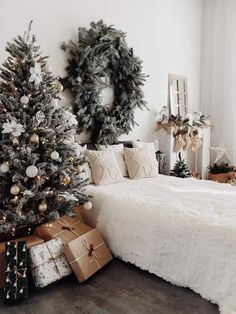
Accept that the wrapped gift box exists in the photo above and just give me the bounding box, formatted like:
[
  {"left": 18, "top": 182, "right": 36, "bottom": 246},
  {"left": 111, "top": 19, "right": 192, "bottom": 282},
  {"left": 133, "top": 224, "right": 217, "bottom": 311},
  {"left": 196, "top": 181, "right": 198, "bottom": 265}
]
[
  {"left": 0, "top": 235, "right": 44, "bottom": 289},
  {"left": 4, "top": 241, "right": 28, "bottom": 300},
  {"left": 29, "top": 238, "right": 72, "bottom": 288},
  {"left": 35, "top": 215, "right": 92, "bottom": 245},
  {"left": 64, "top": 228, "right": 113, "bottom": 282}
]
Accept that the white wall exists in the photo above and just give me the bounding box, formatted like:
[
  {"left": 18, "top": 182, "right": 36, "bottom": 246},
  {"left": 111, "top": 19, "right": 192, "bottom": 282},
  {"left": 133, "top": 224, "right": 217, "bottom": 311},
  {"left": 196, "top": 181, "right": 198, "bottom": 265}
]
[
  {"left": 201, "top": 0, "right": 236, "bottom": 164},
  {"left": 0, "top": 0, "right": 203, "bottom": 143}
]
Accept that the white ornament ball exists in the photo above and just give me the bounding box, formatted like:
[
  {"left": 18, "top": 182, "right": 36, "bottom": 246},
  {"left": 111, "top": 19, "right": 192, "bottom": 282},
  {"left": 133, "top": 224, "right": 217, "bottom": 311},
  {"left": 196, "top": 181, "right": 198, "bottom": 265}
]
[
  {"left": 50, "top": 99, "right": 59, "bottom": 107},
  {"left": 10, "top": 185, "right": 20, "bottom": 196},
  {"left": 38, "top": 202, "right": 48, "bottom": 212},
  {"left": 83, "top": 201, "right": 92, "bottom": 210},
  {"left": 26, "top": 165, "right": 38, "bottom": 178},
  {"left": 0, "top": 163, "right": 9, "bottom": 173},
  {"left": 75, "top": 165, "right": 83, "bottom": 174},
  {"left": 20, "top": 95, "right": 29, "bottom": 105},
  {"left": 50, "top": 151, "right": 60, "bottom": 160}
]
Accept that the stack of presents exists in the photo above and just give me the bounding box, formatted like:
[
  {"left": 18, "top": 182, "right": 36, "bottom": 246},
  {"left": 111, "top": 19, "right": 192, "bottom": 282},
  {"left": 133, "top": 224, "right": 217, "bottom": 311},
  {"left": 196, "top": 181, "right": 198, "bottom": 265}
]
[{"left": 0, "top": 209, "right": 113, "bottom": 301}]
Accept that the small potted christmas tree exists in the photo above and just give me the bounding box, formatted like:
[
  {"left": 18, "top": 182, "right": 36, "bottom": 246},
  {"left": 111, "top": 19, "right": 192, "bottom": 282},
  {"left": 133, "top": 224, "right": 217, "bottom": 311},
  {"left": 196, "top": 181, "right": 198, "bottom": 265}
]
[{"left": 170, "top": 153, "right": 192, "bottom": 178}]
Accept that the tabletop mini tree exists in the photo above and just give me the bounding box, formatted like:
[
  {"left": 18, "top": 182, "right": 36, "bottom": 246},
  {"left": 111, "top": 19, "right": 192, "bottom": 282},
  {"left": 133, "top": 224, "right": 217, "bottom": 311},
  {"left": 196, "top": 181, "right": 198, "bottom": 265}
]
[
  {"left": 170, "top": 152, "right": 192, "bottom": 178},
  {"left": 0, "top": 22, "right": 89, "bottom": 234}
]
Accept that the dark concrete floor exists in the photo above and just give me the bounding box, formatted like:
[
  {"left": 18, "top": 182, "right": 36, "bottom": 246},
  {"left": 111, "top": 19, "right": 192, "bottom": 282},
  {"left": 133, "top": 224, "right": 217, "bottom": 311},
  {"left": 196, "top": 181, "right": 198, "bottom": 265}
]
[{"left": 0, "top": 259, "right": 219, "bottom": 314}]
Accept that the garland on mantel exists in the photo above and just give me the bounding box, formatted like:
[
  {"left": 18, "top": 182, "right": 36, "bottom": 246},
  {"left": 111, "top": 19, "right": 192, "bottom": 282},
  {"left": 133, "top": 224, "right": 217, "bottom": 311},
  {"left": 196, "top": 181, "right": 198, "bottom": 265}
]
[{"left": 61, "top": 20, "right": 147, "bottom": 144}]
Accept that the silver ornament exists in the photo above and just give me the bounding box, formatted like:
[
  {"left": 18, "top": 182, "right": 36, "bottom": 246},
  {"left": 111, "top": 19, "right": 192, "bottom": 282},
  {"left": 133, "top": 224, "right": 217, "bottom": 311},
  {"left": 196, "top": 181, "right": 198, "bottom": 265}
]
[
  {"left": 50, "top": 151, "right": 59, "bottom": 160},
  {"left": 0, "top": 163, "right": 9, "bottom": 173},
  {"left": 83, "top": 201, "right": 92, "bottom": 210},
  {"left": 26, "top": 165, "right": 38, "bottom": 178},
  {"left": 20, "top": 95, "right": 29, "bottom": 105}
]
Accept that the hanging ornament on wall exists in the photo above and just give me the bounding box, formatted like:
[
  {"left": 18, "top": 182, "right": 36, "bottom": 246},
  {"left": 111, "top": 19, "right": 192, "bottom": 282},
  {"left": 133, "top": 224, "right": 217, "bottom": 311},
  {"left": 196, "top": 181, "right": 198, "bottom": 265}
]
[
  {"left": 83, "top": 201, "right": 92, "bottom": 210},
  {"left": 30, "top": 133, "right": 39, "bottom": 144},
  {"left": 50, "top": 151, "right": 59, "bottom": 160},
  {"left": 20, "top": 95, "right": 29, "bottom": 105},
  {"left": 0, "top": 162, "right": 9, "bottom": 173},
  {"left": 10, "top": 185, "right": 20, "bottom": 195},
  {"left": 26, "top": 165, "right": 38, "bottom": 178},
  {"left": 38, "top": 202, "right": 48, "bottom": 212}
]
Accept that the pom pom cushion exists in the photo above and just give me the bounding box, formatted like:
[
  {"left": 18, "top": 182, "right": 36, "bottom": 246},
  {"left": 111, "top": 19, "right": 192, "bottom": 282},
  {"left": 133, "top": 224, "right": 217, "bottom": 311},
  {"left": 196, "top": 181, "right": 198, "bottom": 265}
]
[
  {"left": 96, "top": 143, "right": 128, "bottom": 177},
  {"left": 86, "top": 150, "right": 124, "bottom": 185},
  {"left": 124, "top": 147, "right": 159, "bottom": 179}
]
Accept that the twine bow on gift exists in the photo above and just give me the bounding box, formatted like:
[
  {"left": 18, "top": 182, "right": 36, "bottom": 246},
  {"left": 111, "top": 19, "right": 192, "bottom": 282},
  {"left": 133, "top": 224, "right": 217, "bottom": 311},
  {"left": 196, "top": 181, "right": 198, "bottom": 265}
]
[
  {"left": 53, "top": 220, "right": 81, "bottom": 238},
  {"left": 70, "top": 237, "right": 104, "bottom": 270}
]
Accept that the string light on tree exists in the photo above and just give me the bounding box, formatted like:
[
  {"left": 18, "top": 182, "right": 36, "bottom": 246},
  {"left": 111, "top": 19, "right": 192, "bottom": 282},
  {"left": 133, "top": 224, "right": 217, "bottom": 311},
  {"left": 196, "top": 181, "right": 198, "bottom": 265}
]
[{"left": 38, "top": 202, "right": 48, "bottom": 212}]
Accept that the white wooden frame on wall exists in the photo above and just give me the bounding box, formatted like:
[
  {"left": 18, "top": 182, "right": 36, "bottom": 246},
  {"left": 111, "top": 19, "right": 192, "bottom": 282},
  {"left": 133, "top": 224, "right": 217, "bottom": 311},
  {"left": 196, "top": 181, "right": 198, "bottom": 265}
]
[{"left": 168, "top": 73, "right": 188, "bottom": 116}]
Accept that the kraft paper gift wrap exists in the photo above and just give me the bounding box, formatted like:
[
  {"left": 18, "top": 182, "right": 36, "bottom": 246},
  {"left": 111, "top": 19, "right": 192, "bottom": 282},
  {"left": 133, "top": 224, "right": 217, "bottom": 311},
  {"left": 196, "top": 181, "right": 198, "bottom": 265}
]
[
  {"left": 4, "top": 241, "right": 28, "bottom": 300},
  {"left": 29, "top": 238, "right": 71, "bottom": 288},
  {"left": 35, "top": 215, "right": 92, "bottom": 245},
  {"left": 64, "top": 228, "right": 113, "bottom": 282}
]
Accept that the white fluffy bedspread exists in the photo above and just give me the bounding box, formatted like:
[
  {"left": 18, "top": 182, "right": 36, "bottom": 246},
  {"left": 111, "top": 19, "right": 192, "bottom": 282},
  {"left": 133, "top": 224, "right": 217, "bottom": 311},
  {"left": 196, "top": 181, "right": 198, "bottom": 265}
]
[{"left": 85, "top": 176, "right": 236, "bottom": 313}]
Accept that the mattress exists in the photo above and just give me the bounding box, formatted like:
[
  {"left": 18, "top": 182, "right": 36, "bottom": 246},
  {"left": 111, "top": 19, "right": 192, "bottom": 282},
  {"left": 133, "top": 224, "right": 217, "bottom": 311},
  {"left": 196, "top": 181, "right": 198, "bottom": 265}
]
[{"left": 82, "top": 175, "right": 236, "bottom": 313}]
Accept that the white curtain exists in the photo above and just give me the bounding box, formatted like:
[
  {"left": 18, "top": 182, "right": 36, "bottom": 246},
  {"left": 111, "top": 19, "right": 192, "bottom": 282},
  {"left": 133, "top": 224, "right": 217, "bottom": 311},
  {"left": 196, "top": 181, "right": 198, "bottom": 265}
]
[{"left": 201, "top": 0, "right": 236, "bottom": 163}]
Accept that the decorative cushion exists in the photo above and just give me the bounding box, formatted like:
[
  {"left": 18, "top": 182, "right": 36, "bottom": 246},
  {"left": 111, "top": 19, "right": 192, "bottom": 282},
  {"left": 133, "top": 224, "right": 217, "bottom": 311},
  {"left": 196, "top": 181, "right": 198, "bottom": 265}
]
[
  {"left": 96, "top": 143, "right": 128, "bottom": 177},
  {"left": 86, "top": 150, "right": 124, "bottom": 185},
  {"left": 124, "top": 147, "right": 159, "bottom": 179}
]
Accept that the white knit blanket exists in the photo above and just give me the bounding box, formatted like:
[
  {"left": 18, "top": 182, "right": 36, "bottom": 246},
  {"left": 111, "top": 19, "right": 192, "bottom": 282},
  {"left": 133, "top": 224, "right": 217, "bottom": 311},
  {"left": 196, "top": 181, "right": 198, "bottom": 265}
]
[{"left": 85, "top": 176, "right": 236, "bottom": 313}]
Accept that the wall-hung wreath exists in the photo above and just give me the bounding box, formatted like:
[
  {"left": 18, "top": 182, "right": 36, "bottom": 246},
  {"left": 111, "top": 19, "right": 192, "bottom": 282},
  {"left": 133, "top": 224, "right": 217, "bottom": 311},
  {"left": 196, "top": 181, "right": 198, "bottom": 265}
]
[{"left": 61, "top": 20, "right": 147, "bottom": 144}]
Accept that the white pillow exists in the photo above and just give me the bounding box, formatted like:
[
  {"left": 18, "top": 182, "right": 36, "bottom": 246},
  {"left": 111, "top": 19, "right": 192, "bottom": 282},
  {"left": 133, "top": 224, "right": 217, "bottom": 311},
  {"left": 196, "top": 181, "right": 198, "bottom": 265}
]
[
  {"left": 86, "top": 150, "right": 124, "bottom": 185},
  {"left": 132, "top": 140, "right": 156, "bottom": 154},
  {"left": 96, "top": 143, "right": 128, "bottom": 177},
  {"left": 124, "top": 147, "right": 159, "bottom": 179}
]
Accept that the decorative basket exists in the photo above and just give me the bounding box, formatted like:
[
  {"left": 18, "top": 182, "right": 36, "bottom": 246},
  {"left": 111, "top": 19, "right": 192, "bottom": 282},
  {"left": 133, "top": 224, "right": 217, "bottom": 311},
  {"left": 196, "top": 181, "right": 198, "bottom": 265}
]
[{"left": 209, "top": 171, "right": 236, "bottom": 183}]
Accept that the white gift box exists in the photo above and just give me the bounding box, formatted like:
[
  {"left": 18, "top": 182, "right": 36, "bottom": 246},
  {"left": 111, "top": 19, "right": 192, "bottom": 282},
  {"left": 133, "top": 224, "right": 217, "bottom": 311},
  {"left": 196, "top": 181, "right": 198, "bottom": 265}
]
[{"left": 29, "top": 238, "right": 71, "bottom": 288}]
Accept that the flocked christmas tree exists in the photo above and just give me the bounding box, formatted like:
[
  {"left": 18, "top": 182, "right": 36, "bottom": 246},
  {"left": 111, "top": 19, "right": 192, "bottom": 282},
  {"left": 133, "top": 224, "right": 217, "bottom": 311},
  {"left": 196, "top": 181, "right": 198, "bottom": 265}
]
[
  {"left": 0, "top": 22, "right": 90, "bottom": 234},
  {"left": 170, "top": 152, "right": 192, "bottom": 178}
]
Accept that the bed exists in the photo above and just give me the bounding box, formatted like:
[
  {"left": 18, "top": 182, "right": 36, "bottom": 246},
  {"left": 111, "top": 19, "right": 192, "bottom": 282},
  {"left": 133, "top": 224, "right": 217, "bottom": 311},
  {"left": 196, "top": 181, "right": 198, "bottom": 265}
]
[{"left": 81, "top": 174, "right": 236, "bottom": 314}]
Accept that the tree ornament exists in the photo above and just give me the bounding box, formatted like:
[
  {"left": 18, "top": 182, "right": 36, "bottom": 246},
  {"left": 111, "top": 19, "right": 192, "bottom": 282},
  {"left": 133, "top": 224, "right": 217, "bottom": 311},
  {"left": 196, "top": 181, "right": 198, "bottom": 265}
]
[
  {"left": 62, "top": 176, "right": 71, "bottom": 185},
  {"left": 75, "top": 164, "right": 83, "bottom": 174},
  {"left": 83, "top": 201, "right": 92, "bottom": 210},
  {"left": 2, "top": 119, "right": 25, "bottom": 137},
  {"left": 62, "top": 20, "right": 147, "bottom": 144},
  {"left": 50, "top": 98, "right": 59, "bottom": 108},
  {"left": 12, "top": 138, "right": 20, "bottom": 146},
  {"left": 30, "top": 133, "right": 39, "bottom": 144},
  {"left": 0, "top": 162, "right": 9, "bottom": 173},
  {"left": 10, "top": 185, "right": 20, "bottom": 195},
  {"left": 26, "top": 165, "right": 38, "bottom": 178},
  {"left": 50, "top": 151, "right": 59, "bottom": 160},
  {"left": 29, "top": 62, "right": 42, "bottom": 85},
  {"left": 55, "top": 79, "right": 64, "bottom": 92},
  {"left": 38, "top": 202, "right": 47, "bottom": 212},
  {"left": 20, "top": 95, "right": 29, "bottom": 105}
]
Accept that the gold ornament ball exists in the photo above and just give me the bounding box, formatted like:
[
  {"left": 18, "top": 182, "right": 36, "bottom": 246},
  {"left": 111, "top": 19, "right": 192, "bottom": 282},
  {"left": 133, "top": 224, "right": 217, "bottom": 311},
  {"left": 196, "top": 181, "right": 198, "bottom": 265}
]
[
  {"left": 10, "top": 185, "right": 20, "bottom": 196},
  {"left": 38, "top": 202, "right": 48, "bottom": 212},
  {"left": 30, "top": 133, "right": 39, "bottom": 144},
  {"left": 55, "top": 80, "right": 64, "bottom": 92},
  {"left": 75, "top": 165, "right": 83, "bottom": 174},
  {"left": 83, "top": 201, "right": 93, "bottom": 210},
  {"left": 62, "top": 176, "right": 71, "bottom": 185}
]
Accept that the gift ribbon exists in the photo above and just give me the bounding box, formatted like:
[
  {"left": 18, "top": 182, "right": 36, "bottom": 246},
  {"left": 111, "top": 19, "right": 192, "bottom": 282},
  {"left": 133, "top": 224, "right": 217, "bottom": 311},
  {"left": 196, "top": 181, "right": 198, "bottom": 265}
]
[
  {"left": 52, "top": 220, "right": 81, "bottom": 238},
  {"left": 5, "top": 243, "right": 27, "bottom": 299},
  {"left": 70, "top": 237, "right": 105, "bottom": 270},
  {"left": 31, "top": 242, "right": 65, "bottom": 279}
]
